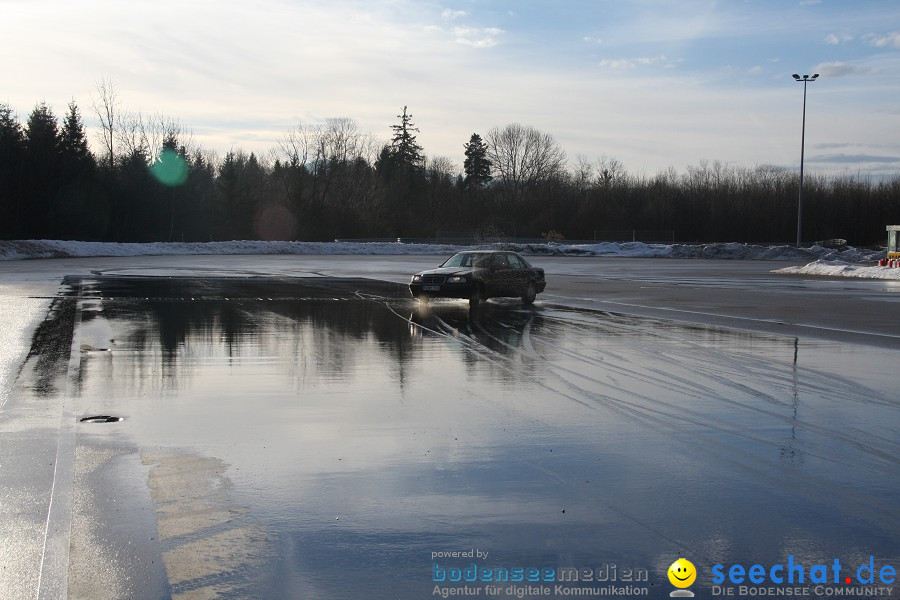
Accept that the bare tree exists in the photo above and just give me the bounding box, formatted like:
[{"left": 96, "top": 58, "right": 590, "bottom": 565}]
[
  {"left": 279, "top": 122, "right": 317, "bottom": 167},
  {"left": 279, "top": 118, "right": 375, "bottom": 169},
  {"left": 91, "top": 77, "right": 120, "bottom": 169},
  {"left": 316, "top": 119, "right": 378, "bottom": 217},
  {"left": 277, "top": 118, "right": 379, "bottom": 232},
  {"left": 425, "top": 156, "right": 456, "bottom": 180},
  {"left": 116, "top": 111, "right": 146, "bottom": 159},
  {"left": 485, "top": 123, "right": 566, "bottom": 195},
  {"left": 117, "top": 111, "right": 192, "bottom": 162},
  {"left": 596, "top": 154, "right": 625, "bottom": 186},
  {"left": 424, "top": 155, "right": 458, "bottom": 234},
  {"left": 145, "top": 112, "right": 191, "bottom": 160},
  {"left": 573, "top": 154, "right": 595, "bottom": 192},
  {"left": 484, "top": 123, "right": 565, "bottom": 236},
  {"left": 321, "top": 118, "right": 376, "bottom": 164}
]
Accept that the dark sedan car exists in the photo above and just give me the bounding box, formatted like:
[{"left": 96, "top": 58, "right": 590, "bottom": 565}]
[{"left": 409, "top": 250, "right": 546, "bottom": 305}]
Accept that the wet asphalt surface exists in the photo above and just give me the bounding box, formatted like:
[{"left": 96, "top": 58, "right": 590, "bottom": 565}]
[{"left": 1, "top": 262, "right": 899, "bottom": 599}]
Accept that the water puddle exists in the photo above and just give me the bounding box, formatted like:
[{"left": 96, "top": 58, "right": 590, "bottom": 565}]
[{"left": 54, "top": 276, "right": 900, "bottom": 598}]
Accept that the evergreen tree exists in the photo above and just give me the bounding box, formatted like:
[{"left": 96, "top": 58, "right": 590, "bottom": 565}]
[
  {"left": 217, "top": 151, "right": 243, "bottom": 239},
  {"left": 381, "top": 107, "right": 427, "bottom": 235},
  {"left": 23, "top": 102, "right": 62, "bottom": 237},
  {"left": 24, "top": 102, "right": 61, "bottom": 165},
  {"left": 183, "top": 150, "right": 216, "bottom": 241},
  {"left": 216, "top": 151, "right": 264, "bottom": 239},
  {"left": 389, "top": 106, "right": 424, "bottom": 169},
  {"left": 58, "top": 101, "right": 101, "bottom": 239},
  {"left": 0, "top": 104, "right": 23, "bottom": 145},
  {"left": 374, "top": 144, "right": 397, "bottom": 182},
  {"left": 115, "top": 147, "right": 157, "bottom": 241},
  {"left": 60, "top": 101, "right": 93, "bottom": 172},
  {"left": 463, "top": 133, "right": 492, "bottom": 189},
  {"left": 0, "top": 104, "right": 25, "bottom": 238}
]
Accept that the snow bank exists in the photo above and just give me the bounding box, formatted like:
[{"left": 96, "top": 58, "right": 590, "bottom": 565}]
[
  {"left": 0, "top": 240, "right": 464, "bottom": 260},
  {"left": 0, "top": 239, "right": 885, "bottom": 263},
  {"left": 509, "top": 241, "right": 881, "bottom": 262},
  {"left": 773, "top": 260, "right": 900, "bottom": 280}
]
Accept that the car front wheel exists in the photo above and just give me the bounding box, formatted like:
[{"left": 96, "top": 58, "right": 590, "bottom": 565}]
[
  {"left": 521, "top": 283, "right": 536, "bottom": 305},
  {"left": 470, "top": 284, "right": 482, "bottom": 307}
]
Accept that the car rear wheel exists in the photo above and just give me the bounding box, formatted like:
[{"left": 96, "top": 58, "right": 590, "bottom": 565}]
[{"left": 521, "top": 283, "right": 536, "bottom": 305}]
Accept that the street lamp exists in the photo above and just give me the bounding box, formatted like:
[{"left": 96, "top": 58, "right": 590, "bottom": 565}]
[{"left": 792, "top": 72, "right": 818, "bottom": 247}]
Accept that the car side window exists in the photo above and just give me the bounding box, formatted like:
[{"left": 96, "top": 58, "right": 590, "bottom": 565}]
[
  {"left": 493, "top": 254, "right": 510, "bottom": 268},
  {"left": 448, "top": 254, "right": 477, "bottom": 267},
  {"left": 508, "top": 255, "right": 525, "bottom": 269}
]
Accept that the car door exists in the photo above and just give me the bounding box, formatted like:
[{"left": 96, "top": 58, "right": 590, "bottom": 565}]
[
  {"left": 506, "top": 253, "right": 530, "bottom": 295},
  {"left": 491, "top": 253, "right": 519, "bottom": 296}
]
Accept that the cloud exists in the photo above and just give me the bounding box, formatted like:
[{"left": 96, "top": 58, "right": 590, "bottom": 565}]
[
  {"left": 749, "top": 65, "right": 764, "bottom": 75},
  {"left": 863, "top": 31, "right": 900, "bottom": 49},
  {"left": 598, "top": 55, "right": 674, "bottom": 70},
  {"left": 453, "top": 26, "right": 504, "bottom": 48},
  {"left": 825, "top": 33, "right": 853, "bottom": 45},
  {"left": 812, "top": 61, "right": 874, "bottom": 77},
  {"left": 815, "top": 142, "right": 859, "bottom": 150},
  {"left": 809, "top": 153, "right": 900, "bottom": 164},
  {"left": 441, "top": 8, "right": 467, "bottom": 20},
  {"left": 4, "top": 0, "right": 899, "bottom": 180}
]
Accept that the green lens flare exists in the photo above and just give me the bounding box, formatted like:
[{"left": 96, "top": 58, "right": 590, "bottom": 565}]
[{"left": 150, "top": 148, "right": 189, "bottom": 187}]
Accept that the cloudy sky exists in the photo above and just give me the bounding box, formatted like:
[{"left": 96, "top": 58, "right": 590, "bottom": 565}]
[{"left": 3, "top": 0, "right": 899, "bottom": 177}]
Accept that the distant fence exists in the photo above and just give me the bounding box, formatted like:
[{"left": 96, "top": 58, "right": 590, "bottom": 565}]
[
  {"left": 334, "top": 236, "right": 601, "bottom": 245},
  {"left": 331, "top": 234, "right": 832, "bottom": 247},
  {"left": 335, "top": 230, "right": 677, "bottom": 245},
  {"left": 592, "top": 230, "right": 676, "bottom": 244},
  {"left": 332, "top": 237, "right": 534, "bottom": 245}
]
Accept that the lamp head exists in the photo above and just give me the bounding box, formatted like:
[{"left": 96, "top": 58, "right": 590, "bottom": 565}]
[{"left": 792, "top": 74, "right": 801, "bottom": 80}]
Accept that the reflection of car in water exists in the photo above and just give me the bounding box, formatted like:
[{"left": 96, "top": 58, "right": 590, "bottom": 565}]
[
  {"left": 409, "top": 250, "right": 546, "bottom": 306},
  {"left": 407, "top": 301, "right": 545, "bottom": 359}
]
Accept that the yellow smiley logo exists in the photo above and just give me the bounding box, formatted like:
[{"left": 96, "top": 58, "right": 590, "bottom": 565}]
[{"left": 668, "top": 558, "right": 697, "bottom": 588}]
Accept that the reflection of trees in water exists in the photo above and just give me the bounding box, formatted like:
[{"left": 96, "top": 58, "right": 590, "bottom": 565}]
[
  {"left": 25, "top": 296, "right": 78, "bottom": 397},
  {"left": 102, "top": 302, "right": 406, "bottom": 392},
  {"left": 85, "top": 277, "right": 558, "bottom": 396},
  {"left": 85, "top": 277, "right": 415, "bottom": 393}
]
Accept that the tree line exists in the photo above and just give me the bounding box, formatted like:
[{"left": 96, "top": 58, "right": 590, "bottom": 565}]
[{"left": 1, "top": 92, "right": 897, "bottom": 246}]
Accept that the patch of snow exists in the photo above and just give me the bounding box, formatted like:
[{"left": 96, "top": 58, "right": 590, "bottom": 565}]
[
  {"left": 773, "top": 260, "right": 900, "bottom": 280},
  {"left": 0, "top": 240, "right": 465, "bottom": 260},
  {"left": 0, "top": 239, "right": 885, "bottom": 263},
  {"left": 493, "top": 241, "right": 882, "bottom": 262}
]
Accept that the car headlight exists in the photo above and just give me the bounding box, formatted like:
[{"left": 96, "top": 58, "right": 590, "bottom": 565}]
[
  {"left": 411, "top": 274, "right": 422, "bottom": 283},
  {"left": 447, "top": 275, "right": 467, "bottom": 284}
]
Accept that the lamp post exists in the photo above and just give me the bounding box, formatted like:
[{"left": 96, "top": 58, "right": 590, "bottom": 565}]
[{"left": 792, "top": 73, "right": 818, "bottom": 247}]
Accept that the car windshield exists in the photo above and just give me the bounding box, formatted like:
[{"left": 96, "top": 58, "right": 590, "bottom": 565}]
[{"left": 441, "top": 253, "right": 492, "bottom": 268}]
